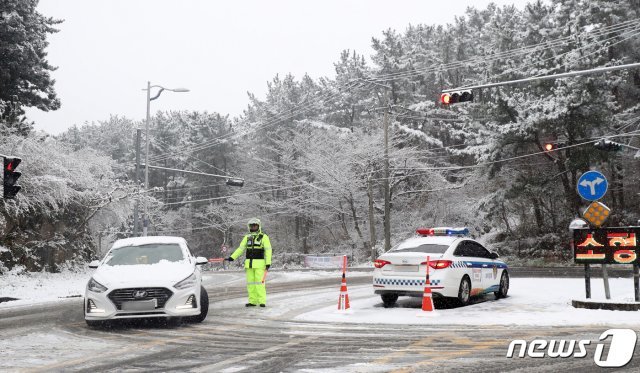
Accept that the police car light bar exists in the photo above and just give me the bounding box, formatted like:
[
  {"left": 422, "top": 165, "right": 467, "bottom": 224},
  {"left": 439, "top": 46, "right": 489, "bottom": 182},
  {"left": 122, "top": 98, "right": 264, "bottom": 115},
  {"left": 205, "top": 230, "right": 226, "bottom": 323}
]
[{"left": 415, "top": 227, "right": 469, "bottom": 236}]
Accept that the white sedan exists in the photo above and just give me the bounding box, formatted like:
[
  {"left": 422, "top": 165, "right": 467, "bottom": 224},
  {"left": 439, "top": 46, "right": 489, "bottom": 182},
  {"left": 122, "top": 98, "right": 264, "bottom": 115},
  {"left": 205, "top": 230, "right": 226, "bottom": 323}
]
[
  {"left": 84, "top": 236, "right": 209, "bottom": 327},
  {"left": 373, "top": 227, "right": 509, "bottom": 307}
]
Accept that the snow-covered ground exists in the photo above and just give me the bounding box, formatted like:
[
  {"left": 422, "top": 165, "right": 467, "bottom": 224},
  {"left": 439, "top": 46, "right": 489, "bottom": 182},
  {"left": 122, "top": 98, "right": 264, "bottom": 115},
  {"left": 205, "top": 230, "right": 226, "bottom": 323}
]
[
  {"left": 0, "top": 267, "right": 369, "bottom": 309},
  {"left": 0, "top": 267, "right": 91, "bottom": 308},
  {"left": 294, "top": 277, "right": 640, "bottom": 326},
  {"left": 2, "top": 268, "right": 639, "bottom": 327}
]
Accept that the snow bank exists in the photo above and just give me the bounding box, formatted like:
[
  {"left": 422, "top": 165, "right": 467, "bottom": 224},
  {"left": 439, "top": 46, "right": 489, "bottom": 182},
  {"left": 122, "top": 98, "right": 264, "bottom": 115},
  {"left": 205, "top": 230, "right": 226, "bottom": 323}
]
[{"left": 0, "top": 266, "right": 91, "bottom": 308}]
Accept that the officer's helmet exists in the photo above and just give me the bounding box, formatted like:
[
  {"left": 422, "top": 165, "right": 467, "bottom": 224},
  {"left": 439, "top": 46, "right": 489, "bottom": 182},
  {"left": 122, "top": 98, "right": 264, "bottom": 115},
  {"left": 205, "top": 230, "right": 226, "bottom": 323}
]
[{"left": 248, "top": 218, "right": 261, "bottom": 232}]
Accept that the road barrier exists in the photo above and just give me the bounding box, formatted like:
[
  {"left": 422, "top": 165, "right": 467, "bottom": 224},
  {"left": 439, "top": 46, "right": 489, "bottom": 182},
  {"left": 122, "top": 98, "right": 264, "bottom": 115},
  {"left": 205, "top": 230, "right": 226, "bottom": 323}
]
[{"left": 305, "top": 255, "right": 348, "bottom": 269}]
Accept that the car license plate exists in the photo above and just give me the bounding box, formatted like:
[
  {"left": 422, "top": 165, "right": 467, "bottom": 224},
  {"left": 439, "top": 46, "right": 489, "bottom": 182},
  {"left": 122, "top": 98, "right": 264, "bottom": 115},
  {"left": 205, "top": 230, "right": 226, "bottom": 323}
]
[
  {"left": 121, "top": 299, "right": 157, "bottom": 311},
  {"left": 393, "top": 265, "right": 419, "bottom": 272}
]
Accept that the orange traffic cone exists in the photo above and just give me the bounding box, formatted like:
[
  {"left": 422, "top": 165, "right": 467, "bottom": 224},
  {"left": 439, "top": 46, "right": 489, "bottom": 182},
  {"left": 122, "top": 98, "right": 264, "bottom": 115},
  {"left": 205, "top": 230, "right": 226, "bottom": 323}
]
[
  {"left": 338, "top": 274, "right": 350, "bottom": 310},
  {"left": 420, "top": 256, "right": 434, "bottom": 313},
  {"left": 338, "top": 255, "right": 350, "bottom": 310},
  {"left": 421, "top": 281, "right": 434, "bottom": 312}
]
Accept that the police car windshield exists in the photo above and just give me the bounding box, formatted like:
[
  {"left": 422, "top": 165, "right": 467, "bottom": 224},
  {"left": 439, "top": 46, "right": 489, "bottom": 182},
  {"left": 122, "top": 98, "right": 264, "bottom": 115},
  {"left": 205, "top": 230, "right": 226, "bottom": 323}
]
[
  {"left": 390, "top": 244, "right": 449, "bottom": 254},
  {"left": 105, "top": 244, "right": 185, "bottom": 265}
]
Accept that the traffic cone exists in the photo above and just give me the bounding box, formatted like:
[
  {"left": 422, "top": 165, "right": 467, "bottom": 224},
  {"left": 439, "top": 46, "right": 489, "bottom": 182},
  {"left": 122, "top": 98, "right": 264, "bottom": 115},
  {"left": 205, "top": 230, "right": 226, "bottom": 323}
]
[
  {"left": 337, "top": 274, "right": 350, "bottom": 310},
  {"left": 421, "top": 280, "right": 434, "bottom": 312},
  {"left": 420, "top": 255, "right": 434, "bottom": 313}
]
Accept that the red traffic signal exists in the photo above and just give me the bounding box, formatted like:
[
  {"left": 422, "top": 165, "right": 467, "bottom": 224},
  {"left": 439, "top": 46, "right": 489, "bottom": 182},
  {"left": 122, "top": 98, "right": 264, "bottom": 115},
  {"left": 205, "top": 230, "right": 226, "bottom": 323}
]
[
  {"left": 440, "top": 90, "right": 473, "bottom": 105},
  {"left": 3, "top": 156, "right": 22, "bottom": 199},
  {"left": 543, "top": 142, "right": 566, "bottom": 152}
]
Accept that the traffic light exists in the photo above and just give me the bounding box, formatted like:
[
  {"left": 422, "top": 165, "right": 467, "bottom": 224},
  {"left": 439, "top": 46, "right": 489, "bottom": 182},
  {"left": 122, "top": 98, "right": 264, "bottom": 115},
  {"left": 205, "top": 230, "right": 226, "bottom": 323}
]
[
  {"left": 543, "top": 142, "right": 565, "bottom": 151},
  {"left": 225, "top": 178, "right": 244, "bottom": 187},
  {"left": 440, "top": 90, "right": 473, "bottom": 105},
  {"left": 3, "top": 156, "right": 22, "bottom": 199},
  {"left": 593, "top": 139, "right": 622, "bottom": 151}
]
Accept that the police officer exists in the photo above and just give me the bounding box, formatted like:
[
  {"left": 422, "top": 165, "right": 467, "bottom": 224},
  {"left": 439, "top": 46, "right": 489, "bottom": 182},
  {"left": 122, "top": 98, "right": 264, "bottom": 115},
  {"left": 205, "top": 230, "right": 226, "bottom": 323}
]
[{"left": 228, "top": 218, "right": 272, "bottom": 307}]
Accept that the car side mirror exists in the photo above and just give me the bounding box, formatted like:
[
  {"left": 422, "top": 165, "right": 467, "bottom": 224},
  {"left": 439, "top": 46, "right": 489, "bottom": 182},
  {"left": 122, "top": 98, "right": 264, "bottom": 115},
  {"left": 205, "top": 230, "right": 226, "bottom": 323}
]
[
  {"left": 490, "top": 252, "right": 499, "bottom": 260},
  {"left": 88, "top": 260, "right": 100, "bottom": 269},
  {"left": 195, "top": 256, "right": 209, "bottom": 265}
]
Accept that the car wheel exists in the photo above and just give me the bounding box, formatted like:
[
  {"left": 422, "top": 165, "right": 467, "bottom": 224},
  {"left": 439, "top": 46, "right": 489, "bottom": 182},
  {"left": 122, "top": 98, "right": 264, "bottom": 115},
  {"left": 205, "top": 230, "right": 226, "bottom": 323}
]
[
  {"left": 381, "top": 293, "right": 398, "bottom": 308},
  {"left": 495, "top": 270, "right": 509, "bottom": 299},
  {"left": 457, "top": 276, "right": 471, "bottom": 306},
  {"left": 188, "top": 286, "right": 209, "bottom": 323}
]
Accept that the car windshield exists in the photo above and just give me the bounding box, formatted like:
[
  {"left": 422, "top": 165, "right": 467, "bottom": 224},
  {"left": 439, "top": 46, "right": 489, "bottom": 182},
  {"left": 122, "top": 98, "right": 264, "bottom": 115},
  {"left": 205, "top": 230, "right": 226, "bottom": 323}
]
[
  {"left": 391, "top": 244, "right": 449, "bottom": 254},
  {"left": 105, "top": 244, "right": 185, "bottom": 266}
]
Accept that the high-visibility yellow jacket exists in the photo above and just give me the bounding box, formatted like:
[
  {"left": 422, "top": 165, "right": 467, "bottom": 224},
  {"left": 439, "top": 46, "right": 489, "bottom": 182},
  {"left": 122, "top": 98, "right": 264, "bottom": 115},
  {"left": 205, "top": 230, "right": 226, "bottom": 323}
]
[{"left": 230, "top": 230, "right": 272, "bottom": 269}]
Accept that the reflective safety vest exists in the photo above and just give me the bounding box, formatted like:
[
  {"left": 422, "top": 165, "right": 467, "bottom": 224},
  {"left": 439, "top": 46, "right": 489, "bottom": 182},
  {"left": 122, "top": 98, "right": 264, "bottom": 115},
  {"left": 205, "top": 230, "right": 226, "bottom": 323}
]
[
  {"left": 231, "top": 232, "right": 272, "bottom": 269},
  {"left": 245, "top": 234, "right": 265, "bottom": 259}
]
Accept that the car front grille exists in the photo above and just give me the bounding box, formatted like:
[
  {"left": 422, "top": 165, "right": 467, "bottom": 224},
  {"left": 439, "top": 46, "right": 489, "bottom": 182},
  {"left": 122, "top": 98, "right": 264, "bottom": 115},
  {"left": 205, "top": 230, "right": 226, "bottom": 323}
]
[{"left": 108, "top": 287, "right": 173, "bottom": 310}]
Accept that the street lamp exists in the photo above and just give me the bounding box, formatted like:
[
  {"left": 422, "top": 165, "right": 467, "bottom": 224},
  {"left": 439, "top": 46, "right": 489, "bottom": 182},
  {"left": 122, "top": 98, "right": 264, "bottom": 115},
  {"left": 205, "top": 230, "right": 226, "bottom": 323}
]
[{"left": 141, "top": 81, "right": 189, "bottom": 236}]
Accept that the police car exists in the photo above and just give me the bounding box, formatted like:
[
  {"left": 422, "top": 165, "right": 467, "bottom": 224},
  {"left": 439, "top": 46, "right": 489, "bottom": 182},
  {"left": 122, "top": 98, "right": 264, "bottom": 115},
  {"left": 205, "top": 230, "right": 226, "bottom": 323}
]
[{"left": 373, "top": 227, "right": 509, "bottom": 307}]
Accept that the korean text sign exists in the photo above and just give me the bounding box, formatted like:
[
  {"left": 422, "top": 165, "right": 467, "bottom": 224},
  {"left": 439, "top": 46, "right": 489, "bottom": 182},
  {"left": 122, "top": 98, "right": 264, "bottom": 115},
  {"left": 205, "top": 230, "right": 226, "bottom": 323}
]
[{"left": 573, "top": 227, "right": 639, "bottom": 265}]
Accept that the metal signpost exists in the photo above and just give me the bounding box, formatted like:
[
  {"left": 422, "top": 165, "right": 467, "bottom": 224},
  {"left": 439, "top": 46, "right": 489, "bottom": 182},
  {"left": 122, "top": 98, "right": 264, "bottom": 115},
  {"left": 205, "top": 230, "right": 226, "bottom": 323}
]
[{"left": 575, "top": 170, "right": 610, "bottom": 299}]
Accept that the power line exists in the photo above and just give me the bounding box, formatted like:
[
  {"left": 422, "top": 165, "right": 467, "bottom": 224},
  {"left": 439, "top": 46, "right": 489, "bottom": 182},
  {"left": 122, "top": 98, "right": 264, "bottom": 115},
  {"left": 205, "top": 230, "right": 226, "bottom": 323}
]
[
  {"left": 124, "top": 19, "right": 640, "bottom": 174},
  {"left": 370, "top": 19, "right": 640, "bottom": 82}
]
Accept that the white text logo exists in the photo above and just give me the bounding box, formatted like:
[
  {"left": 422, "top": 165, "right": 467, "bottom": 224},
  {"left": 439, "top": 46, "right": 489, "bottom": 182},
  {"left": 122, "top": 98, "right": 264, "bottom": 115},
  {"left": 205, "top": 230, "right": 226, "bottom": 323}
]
[{"left": 506, "top": 329, "right": 637, "bottom": 367}]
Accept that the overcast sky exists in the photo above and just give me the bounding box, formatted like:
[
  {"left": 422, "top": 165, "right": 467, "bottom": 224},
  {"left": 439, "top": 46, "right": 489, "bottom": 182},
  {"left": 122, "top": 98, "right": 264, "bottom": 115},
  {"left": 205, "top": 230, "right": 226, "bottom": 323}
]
[{"left": 27, "top": 0, "right": 522, "bottom": 135}]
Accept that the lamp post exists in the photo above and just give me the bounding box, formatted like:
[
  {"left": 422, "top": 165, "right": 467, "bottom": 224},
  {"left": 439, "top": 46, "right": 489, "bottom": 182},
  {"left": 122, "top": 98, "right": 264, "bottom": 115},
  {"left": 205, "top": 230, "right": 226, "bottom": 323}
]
[{"left": 141, "top": 81, "right": 189, "bottom": 236}]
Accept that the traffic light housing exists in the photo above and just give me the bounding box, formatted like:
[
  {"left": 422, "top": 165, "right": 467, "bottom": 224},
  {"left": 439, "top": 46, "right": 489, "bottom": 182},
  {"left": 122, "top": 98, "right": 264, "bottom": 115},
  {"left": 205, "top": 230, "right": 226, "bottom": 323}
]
[
  {"left": 225, "top": 178, "right": 244, "bottom": 187},
  {"left": 440, "top": 90, "right": 473, "bottom": 105},
  {"left": 543, "top": 142, "right": 565, "bottom": 151},
  {"left": 3, "top": 156, "right": 22, "bottom": 199},
  {"left": 593, "top": 139, "right": 622, "bottom": 151}
]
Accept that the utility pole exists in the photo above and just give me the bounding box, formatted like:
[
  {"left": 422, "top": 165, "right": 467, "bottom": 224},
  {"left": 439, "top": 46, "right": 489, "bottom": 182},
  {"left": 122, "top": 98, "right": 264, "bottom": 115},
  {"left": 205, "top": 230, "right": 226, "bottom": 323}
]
[
  {"left": 367, "top": 174, "right": 377, "bottom": 261},
  {"left": 133, "top": 129, "right": 141, "bottom": 237},
  {"left": 383, "top": 98, "right": 391, "bottom": 252}
]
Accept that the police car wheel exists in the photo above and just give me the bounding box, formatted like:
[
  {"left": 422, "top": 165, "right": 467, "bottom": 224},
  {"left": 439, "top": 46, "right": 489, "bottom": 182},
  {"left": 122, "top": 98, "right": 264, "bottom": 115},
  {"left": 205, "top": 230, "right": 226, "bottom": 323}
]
[
  {"left": 495, "top": 271, "right": 509, "bottom": 299},
  {"left": 381, "top": 293, "right": 398, "bottom": 308},
  {"left": 457, "top": 276, "right": 471, "bottom": 306}
]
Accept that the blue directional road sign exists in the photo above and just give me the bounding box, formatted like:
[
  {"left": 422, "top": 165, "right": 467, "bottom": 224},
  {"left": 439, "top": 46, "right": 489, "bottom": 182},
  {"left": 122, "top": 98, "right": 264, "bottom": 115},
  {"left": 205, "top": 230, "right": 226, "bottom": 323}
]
[{"left": 577, "top": 170, "right": 608, "bottom": 201}]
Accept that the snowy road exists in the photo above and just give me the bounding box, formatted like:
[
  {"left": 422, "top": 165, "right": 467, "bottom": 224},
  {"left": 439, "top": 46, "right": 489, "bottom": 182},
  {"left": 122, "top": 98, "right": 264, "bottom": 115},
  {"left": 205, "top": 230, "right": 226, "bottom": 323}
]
[{"left": 1, "top": 271, "right": 640, "bottom": 372}]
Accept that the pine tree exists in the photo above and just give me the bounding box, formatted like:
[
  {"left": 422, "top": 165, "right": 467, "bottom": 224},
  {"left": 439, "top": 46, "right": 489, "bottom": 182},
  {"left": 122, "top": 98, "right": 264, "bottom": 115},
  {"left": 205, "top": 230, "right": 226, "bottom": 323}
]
[{"left": 0, "top": 0, "right": 61, "bottom": 132}]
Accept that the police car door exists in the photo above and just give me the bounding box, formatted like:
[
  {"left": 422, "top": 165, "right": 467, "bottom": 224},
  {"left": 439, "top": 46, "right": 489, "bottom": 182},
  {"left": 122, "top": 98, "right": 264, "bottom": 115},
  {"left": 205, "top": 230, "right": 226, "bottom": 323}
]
[
  {"left": 453, "top": 241, "right": 482, "bottom": 289},
  {"left": 468, "top": 242, "right": 497, "bottom": 289}
]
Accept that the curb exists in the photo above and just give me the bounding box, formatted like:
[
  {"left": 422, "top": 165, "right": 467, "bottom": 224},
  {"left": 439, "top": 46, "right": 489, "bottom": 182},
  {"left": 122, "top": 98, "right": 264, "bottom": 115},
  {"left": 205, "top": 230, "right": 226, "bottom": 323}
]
[{"left": 571, "top": 299, "right": 640, "bottom": 311}]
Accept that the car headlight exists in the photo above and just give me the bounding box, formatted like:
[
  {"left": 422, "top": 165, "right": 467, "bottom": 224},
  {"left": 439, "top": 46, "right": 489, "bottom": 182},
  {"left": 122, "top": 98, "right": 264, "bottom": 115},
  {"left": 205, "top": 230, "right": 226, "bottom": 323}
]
[
  {"left": 87, "top": 277, "right": 107, "bottom": 293},
  {"left": 174, "top": 272, "right": 197, "bottom": 290}
]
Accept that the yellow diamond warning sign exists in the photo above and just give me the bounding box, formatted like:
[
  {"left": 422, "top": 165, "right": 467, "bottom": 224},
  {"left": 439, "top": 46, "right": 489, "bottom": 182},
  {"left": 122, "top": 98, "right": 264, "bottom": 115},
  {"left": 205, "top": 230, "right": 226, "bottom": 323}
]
[{"left": 582, "top": 201, "right": 610, "bottom": 227}]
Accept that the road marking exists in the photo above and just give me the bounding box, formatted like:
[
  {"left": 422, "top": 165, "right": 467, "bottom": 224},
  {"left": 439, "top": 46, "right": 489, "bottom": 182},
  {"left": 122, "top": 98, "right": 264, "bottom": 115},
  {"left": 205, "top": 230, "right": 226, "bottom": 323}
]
[
  {"left": 373, "top": 330, "right": 544, "bottom": 372},
  {"left": 190, "top": 335, "right": 318, "bottom": 372},
  {"left": 23, "top": 333, "right": 192, "bottom": 373}
]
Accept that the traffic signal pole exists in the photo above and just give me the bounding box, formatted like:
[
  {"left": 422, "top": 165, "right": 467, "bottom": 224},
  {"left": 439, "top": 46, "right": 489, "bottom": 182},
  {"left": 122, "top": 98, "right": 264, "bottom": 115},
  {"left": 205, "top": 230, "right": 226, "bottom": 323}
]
[{"left": 442, "top": 61, "right": 640, "bottom": 93}]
